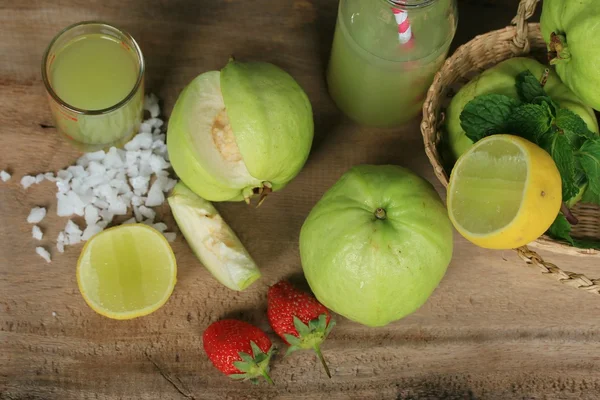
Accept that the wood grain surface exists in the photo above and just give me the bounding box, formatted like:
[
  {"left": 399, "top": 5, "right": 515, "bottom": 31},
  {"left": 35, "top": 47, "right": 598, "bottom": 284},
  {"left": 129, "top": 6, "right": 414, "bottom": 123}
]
[{"left": 1, "top": 1, "right": 599, "bottom": 399}]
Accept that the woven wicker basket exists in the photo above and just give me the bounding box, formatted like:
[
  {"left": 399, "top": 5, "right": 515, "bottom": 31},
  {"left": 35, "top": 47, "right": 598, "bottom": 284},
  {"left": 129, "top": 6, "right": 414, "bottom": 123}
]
[{"left": 421, "top": 0, "right": 600, "bottom": 294}]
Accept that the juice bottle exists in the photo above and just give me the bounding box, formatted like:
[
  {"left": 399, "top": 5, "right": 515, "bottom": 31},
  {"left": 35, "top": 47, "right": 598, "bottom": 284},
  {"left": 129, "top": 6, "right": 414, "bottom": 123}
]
[
  {"left": 326, "top": 0, "right": 458, "bottom": 128},
  {"left": 42, "top": 22, "right": 145, "bottom": 151}
]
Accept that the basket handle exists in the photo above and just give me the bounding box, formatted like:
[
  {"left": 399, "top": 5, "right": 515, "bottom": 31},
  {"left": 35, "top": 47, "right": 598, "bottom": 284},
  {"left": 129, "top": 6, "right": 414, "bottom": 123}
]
[
  {"left": 510, "top": 0, "right": 541, "bottom": 54},
  {"left": 517, "top": 246, "right": 600, "bottom": 295}
]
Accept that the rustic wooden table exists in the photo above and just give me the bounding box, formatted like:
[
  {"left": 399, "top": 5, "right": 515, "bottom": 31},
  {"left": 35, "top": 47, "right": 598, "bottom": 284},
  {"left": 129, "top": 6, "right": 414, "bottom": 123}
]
[{"left": 1, "top": 1, "right": 599, "bottom": 399}]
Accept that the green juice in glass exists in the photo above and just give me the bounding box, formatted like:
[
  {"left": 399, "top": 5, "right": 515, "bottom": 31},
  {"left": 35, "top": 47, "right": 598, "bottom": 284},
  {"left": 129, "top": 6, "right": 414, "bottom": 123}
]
[
  {"left": 327, "top": 0, "right": 457, "bottom": 128},
  {"left": 43, "top": 22, "right": 144, "bottom": 151},
  {"left": 51, "top": 34, "right": 138, "bottom": 110}
]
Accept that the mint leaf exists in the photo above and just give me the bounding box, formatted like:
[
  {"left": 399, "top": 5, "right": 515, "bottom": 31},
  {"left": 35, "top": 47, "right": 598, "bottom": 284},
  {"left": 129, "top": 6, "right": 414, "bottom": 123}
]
[
  {"left": 460, "top": 94, "right": 520, "bottom": 143},
  {"left": 572, "top": 239, "right": 600, "bottom": 250},
  {"left": 507, "top": 104, "right": 553, "bottom": 142},
  {"left": 539, "top": 131, "right": 578, "bottom": 201},
  {"left": 577, "top": 139, "right": 600, "bottom": 196},
  {"left": 555, "top": 108, "right": 596, "bottom": 145},
  {"left": 516, "top": 70, "right": 547, "bottom": 103},
  {"left": 547, "top": 214, "right": 574, "bottom": 246},
  {"left": 582, "top": 186, "right": 600, "bottom": 204},
  {"left": 548, "top": 214, "right": 600, "bottom": 249}
]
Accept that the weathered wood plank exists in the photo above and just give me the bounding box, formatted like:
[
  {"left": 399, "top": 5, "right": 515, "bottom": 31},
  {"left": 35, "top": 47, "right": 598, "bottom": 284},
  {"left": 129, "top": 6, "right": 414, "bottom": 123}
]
[{"left": 2, "top": 1, "right": 598, "bottom": 399}]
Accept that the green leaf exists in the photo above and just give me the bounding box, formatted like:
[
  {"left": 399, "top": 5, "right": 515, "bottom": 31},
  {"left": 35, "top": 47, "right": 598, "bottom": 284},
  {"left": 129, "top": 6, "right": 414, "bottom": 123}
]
[
  {"left": 233, "top": 360, "right": 253, "bottom": 373},
  {"left": 249, "top": 341, "right": 263, "bottom": 358},
  {"left": 555, "top": 108, "right": 596, "bottom": 145},
  {"left": 582, "top": 186, "right": 600, "bottom": 204},
  {"left": 229, "top": 373, "right": 249, "bottom": 380},
  {"left": 507, "top": 103, "right": 553, "bottom": 142},
  {"left": 516, "top": 70, "right": 547, "bottom": 103},
  {"left": 577, "top": 139, "right": 600, "bottom": 196},
  {"left": 572, "top": 239, "right": 600, "bottom": 250},
  {"left": 285, "top": 344, "right": 301, "bottom": 357},
  {"left": 540, "top": 131, "right": 578, "bottom": 201},
  {"left": 324, "top": 319, "right": 336, "bottom": 337},
  {"left": 460, "top": 94, "right": 520, "bottom": 143},
  {"left": 238, "top": 351, "right": 254, "bottom": 363},
  {"left": 547, "top": 214, "right": 574, "bottom": 246},
  {"left": 317, "top": 314, "right": 327, "bottom": 331},
  {"left": 283, "top": 334, "right": 301, "bottom": 346},
  {"left": 292, "top": 316, "right": 310, "bottom": 336}
]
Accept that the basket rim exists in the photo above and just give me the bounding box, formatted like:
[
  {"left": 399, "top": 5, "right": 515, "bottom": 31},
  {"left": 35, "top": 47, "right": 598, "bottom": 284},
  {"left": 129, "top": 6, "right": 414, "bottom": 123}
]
[{"left": 420, "top": 22, "right": 600, "bottom": 257}]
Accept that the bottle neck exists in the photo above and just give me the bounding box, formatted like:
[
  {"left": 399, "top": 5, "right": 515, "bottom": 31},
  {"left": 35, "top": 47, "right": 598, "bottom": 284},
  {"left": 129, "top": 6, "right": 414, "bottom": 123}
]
[{"left": 383, "top": 0, "right": 438, "bottom": 9}]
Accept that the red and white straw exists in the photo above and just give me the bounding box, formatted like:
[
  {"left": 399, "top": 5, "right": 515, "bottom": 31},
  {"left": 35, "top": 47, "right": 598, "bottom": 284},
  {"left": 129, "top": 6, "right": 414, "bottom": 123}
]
[{"left": 391, "top": 8, "right": 414, "bottom": 46}]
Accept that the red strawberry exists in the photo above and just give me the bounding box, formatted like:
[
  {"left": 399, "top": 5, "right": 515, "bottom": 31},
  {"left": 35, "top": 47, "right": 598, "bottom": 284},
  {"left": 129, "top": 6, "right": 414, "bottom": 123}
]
[
  {"left": 267, "top": 280, "right": 335, "bottom": 378},
  {"left": 203, "top": 319, "right": 275, "bottom": 384}
]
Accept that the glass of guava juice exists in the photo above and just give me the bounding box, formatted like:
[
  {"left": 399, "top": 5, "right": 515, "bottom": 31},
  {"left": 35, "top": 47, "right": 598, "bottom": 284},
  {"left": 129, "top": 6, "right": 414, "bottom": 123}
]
[
  {"left": 42, "top": 21, "right": 145, "bottom": 151},
  {"left": 326, "top": 0, "right": 458, "bottom": 128}
]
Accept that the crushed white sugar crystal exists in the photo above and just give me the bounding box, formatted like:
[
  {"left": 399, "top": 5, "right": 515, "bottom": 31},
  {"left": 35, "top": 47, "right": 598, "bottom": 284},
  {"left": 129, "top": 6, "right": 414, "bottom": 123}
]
[
  {"left": 163, "top": 232, "right": 177, "bottom": 242},
  {"left": 32, "top": 225, "right": 43, "bottom": 240},
  {"left": 24, "top": 94, "right": 178, "bottom": 256},
  {"left": 52, "top": 312, "right": 57, "bottom": 317},
  {"left": 152, "top": 222, "right": 168, "bottom": 232},
  {"left": 27, "top": 207, "right": 47, "bottom": 224},
  {"left": 36, "top": 246, "right": 52, "bottom": 263},
  {"left": 0, "top": 170, "right": 11, "bottom": 182},
  {"left": 21, "top": 175, "right": 37, "bottom": 189}
]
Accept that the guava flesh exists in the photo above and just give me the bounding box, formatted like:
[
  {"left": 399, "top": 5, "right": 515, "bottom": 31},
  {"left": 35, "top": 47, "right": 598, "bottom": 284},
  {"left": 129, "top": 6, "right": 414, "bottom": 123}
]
[{"left": 167, "top": 181, "right": 261, "bottom": 291}]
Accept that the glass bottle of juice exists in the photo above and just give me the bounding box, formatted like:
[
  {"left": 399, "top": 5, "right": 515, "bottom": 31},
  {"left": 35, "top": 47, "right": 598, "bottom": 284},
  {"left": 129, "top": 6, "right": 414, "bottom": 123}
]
[{"left": 326, "top": 0, "right": 458, "bottom": 128}]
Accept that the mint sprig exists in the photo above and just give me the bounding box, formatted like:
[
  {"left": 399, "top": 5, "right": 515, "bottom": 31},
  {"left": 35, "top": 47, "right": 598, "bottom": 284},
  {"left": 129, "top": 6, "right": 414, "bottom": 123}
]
[
  {"left": 460, "top": 94, "right": 520, "bottom": 143},
  {"left": 459, "top": 69, "right": 600, "bottom": 249}
]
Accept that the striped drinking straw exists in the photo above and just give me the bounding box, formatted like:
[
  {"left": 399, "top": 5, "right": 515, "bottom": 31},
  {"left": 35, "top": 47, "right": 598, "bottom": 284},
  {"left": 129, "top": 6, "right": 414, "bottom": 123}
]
[{"left": 391, "top": 7, "right": 415, "bottom": 47}]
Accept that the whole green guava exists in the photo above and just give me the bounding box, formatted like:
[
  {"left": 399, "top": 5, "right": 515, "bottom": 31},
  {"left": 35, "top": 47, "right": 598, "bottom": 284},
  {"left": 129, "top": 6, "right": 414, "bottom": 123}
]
[
  {"left": 299, "top": 165, "right": 453, "bottom": 328},
  {"left": 541, "top": 0, "right": 600, "bottom": 111},
  {"left": 445, "top": 57, "right": 598, "bottom": 162}
]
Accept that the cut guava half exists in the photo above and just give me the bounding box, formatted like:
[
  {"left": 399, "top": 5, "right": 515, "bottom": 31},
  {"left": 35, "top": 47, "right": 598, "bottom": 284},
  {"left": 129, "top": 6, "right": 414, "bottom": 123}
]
[
  {"left": 167, "top": 71, "right": 265, "bottom": 203},
  {"left": 167, "top": 181, "right": 261, "bottom": 291},
  {"left": 167, "top": 59, "right": 314, "bottom": 205}
]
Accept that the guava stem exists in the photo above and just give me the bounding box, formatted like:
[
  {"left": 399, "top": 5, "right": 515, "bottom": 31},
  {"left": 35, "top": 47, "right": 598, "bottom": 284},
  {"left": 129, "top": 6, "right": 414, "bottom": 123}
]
[
  {"left": 313, "top": 345, "right": 332, "bottom": 378},
  {"left": 561, "top": 203, "right": 579, "bottom": 225},
  {"left": 548, "top": 32, "right": 571, "bottom": 65},
  {"left": 374, "top": 208, "right": 387, "bottom": 220},
  {"left": 540, "top": 69, "right": 549, "bottom": 88}
]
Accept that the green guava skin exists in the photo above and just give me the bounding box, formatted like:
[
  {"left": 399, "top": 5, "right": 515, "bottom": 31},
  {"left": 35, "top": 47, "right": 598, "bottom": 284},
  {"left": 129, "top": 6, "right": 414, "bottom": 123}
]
[
  {"left": 220, "top": 60, "right": 314, "bottom": 188},
  {"left": 168, "top": 60, "right": 314, "bottom": 202},
  {"left": 445, "top": 57, "right": 599, "bottom": 162},
  {"left": 299, "top": 165, "right": 453, "bottom": 328},
  {"left": 541, "top": 0, "right": 600, "bottom": 111}
]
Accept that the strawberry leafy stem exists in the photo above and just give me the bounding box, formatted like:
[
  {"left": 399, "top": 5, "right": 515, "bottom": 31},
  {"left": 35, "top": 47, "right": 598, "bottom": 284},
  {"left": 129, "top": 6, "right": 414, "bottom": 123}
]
[
  {"left": 283, "top": 314, "right": 336, "bottom": 378},
  {"left": 231, "top": 341, "right": 276, "bottom": 385}
]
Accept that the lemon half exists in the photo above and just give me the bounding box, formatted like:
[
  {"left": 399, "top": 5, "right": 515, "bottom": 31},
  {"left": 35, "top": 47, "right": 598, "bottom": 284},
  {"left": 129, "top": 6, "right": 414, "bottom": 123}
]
[
  {"left": 77, "top": 224, "right": 177, "bottom": 320},
  {"left": 447, "top": 134, "right": 562, "bottom": 249}
]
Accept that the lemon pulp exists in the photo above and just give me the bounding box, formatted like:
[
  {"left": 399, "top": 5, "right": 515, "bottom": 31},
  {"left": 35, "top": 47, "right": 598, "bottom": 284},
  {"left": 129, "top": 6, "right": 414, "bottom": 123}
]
[
  {"left": 77, "top": 224, "right": 177, "bottom": 319},
  {"left": 449, "top": 138, "right": 528, "bottom": 234}
]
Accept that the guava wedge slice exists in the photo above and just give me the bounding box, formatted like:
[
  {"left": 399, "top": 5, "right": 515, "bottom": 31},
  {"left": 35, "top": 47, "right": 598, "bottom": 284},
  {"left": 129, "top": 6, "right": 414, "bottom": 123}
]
[{"left": 167, "top": 181, "right": 261, "bottom": 291}]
